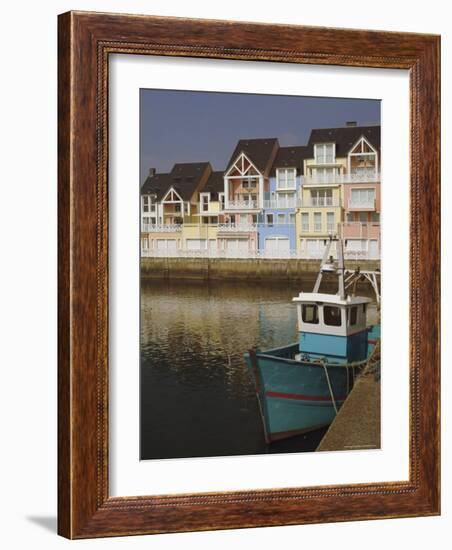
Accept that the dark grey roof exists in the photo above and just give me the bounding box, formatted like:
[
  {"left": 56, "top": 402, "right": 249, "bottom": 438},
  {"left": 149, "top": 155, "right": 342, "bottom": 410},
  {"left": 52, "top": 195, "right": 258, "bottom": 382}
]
[
  {"left": 169, "top": 162, "right": 211, "bottom": 200},
  {"left": 203, "top": 171, "right": 224, "bottom": 200},
  {"left": 141, "top": 172, "right": 173, "bottom": 200},
  {"left": 226, "top": 138, "right": 279, "bottom": 175},
  {"left": 141, "top": 162, "right": 211, "bottom": 200},
  {"left": 270, "top": 145, "right": 310, "bottom": 176},
  {"left": 308, "top": 125, "right": 380, "bottom": 156}
]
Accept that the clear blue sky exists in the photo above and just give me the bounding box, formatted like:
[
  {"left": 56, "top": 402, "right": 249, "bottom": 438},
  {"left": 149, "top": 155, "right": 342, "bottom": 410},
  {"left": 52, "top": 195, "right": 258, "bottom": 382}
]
[{"left": 140, "top": 89, "right": 380, "bottom": 182}]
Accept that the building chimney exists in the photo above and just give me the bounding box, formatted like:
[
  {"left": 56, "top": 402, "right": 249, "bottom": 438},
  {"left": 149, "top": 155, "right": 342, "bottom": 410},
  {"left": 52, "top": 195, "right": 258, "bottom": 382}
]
[
  {"left": 346, "top": 121, "right": 357, "bottom": 127},
  {"left": 148, "top": 167, "right": 156, "bottom": 177}
]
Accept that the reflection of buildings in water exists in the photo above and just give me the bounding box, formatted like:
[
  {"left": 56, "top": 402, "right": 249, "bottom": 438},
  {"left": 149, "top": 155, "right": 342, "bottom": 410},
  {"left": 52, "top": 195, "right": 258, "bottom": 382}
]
[
  {"left": 140, "top": 281, "right": 298, "bottom": 390},
  {"left": 140, "top": 280, "right": 379, "bottom": 390}
]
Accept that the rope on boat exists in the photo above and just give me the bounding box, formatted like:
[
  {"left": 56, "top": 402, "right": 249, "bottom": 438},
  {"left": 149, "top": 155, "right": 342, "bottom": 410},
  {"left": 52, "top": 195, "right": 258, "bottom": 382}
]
[{"left": 322, "top": 362, "right": 338, "bottom": 415}]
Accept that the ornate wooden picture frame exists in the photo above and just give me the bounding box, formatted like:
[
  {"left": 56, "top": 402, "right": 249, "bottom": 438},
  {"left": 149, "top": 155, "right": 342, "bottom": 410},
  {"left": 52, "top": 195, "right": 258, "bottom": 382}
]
[{"left": 58, "top": 11, "right": 440, "bottom": 538}]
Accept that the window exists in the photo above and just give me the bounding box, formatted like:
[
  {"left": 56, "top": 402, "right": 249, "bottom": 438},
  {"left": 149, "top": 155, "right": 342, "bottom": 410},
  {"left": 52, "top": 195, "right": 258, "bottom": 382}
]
[
  {"left": 219, "top": 192, "right": 225, "bottom": 211},
  {"left": 358, "top": 212, "right": 368, "bottom": 222},
  {"left": 310, "top": 188, "right": 333, "bottom": 206},
  {"left": 371, "top": 212, "right": 380, "bottom": 222},
  {"left": 142, "top": 237, "right": 149, "bottom": 250},
  {"left": 349, "top": 137, "right": 377, "bottom": 177},
  {"left": 242, "top": 177, "right": 258, "bottom": 188},
  {"left": 302, "top": 304, "right": 319, "bottom": 324},
  {"left": 266, "top": 214, "right": 274, "bottom": 226},
  {"left": 200, "top": 193, "right": 210, "bottom": 212},
  {"left": 142, "top": 196, "right": 150, "bottom": 212},
  {"left": 175, "top": 204, "right": 181, "bottom": 213},
  {"left": 324, "top": 306, "right": 342, "bottom": 326},
  {"left": 314, "top": 212, "right": 322, "bottom": 232},
  {"left": 314, "top": 143, "right": 335, "bottom": 164},
  {"left": 350, "top": 188, "right": 375, "bottom": 207},
  {"left": 142, "top": 216, "right": 151, "bottom": 226},
  {"left": 252, "top": 214, "right": 258, "bottom": 224},
  {"left": 301, "top": 213, "right": 309, "bottom": 232},
  {"left": 349, "top": 306, "right": 357, "bottom": 326},
  {"left": 326, "top": 212, "right": 335, "bottom": 233},
  {"left": 277, "top": 168, "right": 296, "bottom": 189},
  {"left": 277, "top": 213, "right": 286, "bottom": 224},
  {"left": 289, "top": 213, "right": 295, "bottom": 224}
]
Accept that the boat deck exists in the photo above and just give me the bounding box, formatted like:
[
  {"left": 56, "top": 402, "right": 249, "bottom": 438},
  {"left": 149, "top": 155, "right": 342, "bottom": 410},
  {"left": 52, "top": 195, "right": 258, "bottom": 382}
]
[{"left": 316, "top": 368, "right": 380, "bottom": 452}]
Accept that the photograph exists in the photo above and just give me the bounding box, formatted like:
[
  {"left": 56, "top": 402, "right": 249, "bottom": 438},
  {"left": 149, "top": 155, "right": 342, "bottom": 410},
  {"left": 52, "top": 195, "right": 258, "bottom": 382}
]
[{"left": 139, "top": 90, "right": 382, "bottom": 459}]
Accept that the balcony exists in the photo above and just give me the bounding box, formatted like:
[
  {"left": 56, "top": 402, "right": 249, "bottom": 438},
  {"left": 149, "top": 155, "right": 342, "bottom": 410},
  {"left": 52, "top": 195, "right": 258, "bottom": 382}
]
[
  {"left": 263, "top": 198, "right": 301, "bottom": 209},
  {"left": 339, "top": 222, "right": 380, "bottom": 239},
  {"left": 141, "top": 223, "right": 182, "bottom": 233},
  {"left": 217, "top": 223, "right": 257, "bottom": 233},
  {"left": 302, "top": 171, "right": 380, "bottom": 186},
  {"left": 348, "top": 197, "right": 376, "bottom": 210},
  {"left": 302, "top": 197, "right": 340, "bottom": 207},
  {"left": 226, "top": 199, "right": 259, "bottom": 210}
]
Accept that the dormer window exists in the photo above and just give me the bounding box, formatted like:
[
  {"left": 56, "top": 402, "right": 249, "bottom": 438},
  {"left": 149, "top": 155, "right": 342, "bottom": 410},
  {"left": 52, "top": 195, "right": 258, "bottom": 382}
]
[
  {"left": 314, "top": 143, "right": 335, "bottom": 164},
  {"left": 200, "top": 192, "right": 210, "bottom": 213},
  {"left": 276, "top": 168, "right": 296, "bottom": 190}
]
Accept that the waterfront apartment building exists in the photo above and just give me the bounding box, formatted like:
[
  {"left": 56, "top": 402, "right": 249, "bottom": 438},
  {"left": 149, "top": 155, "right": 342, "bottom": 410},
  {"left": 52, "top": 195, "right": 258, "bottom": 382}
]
[{"left": 140, "top": 122, "right": 381, "bottom": 260}]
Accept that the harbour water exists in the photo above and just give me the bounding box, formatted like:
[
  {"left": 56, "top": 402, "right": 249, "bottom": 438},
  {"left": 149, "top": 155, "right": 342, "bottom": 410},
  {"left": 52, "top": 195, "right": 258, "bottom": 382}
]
[{"left": 140, "top": 278, "right": 378, "bottom": 460}]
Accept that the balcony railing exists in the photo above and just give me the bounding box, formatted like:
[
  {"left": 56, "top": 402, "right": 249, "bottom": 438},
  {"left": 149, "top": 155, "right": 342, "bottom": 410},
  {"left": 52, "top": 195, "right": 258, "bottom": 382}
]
[
  {"left": 226, "top": 199, "right": 259, "bottom": 210},
  {"left": 339, "top": 222, "right": 380, "bottom": 239},
  {"left": 263, "top": 198, "right": 301, "bottom": 209},
  {"left": 314, "top": 155, "right": 336, "bottom": 164},
  {"left": 303, "top": 197, "right": 340, "bottom": 207},
  {"left": 348, "top": 198, "right": 376, "bottom": 209},
  {"left": 217, "top": 223, "right": 257, "bottom": 232},
  {"left": 141, "top": 223, "right": 182, "bottom": 232},
  {"left": 302, "top": 172, "right": 380, "bottom": 185},
  {"left": 141, "top": 248, "right": 379, "bottom": 261}
]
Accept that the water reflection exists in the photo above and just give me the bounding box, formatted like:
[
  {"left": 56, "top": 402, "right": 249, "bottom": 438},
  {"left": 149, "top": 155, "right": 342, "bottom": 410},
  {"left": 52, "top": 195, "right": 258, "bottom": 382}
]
[{"left": 140, "top": 278, "right": 377, "bottom": 460}]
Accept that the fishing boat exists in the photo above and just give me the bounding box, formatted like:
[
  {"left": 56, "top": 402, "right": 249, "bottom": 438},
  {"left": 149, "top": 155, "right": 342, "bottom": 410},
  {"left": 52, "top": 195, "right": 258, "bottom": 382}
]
[{"left": 244, "top": 236, "right": 380, "bottom": 444}]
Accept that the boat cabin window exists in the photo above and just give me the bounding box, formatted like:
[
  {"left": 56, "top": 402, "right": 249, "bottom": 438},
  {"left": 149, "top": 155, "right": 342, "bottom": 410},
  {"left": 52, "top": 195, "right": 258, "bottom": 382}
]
[
  {"left": 324, "top": 306, "right": 342, "bottom": 326},
  {"left": 349, "top": 306, "right": 358, "bottom": 326},
  {"left": 302, "top": 304, "right": 319, "bottom": 324}
]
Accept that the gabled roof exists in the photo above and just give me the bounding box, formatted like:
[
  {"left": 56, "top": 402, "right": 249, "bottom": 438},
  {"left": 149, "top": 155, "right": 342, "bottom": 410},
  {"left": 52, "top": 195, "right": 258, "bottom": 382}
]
[
  {"left": 226, "top": 138, "right": 279, "bottom": 175},
  {"left": 203, "top": 171, "right": 224, "bottom": 200},
  {"left": 169, "top": 162, "right": 211, "bottom": 200},
  {"left": 270, "top": 145, "right": 310, "bottom": 176},
  {"left": 141, "top": 162, "right": 211, "bottom": 200},
  {"left": 308, "top": 125, "right": 380, "bottom": 156},
  {"left": 141, "top": 172, "right": 173, "bottom": 200}
]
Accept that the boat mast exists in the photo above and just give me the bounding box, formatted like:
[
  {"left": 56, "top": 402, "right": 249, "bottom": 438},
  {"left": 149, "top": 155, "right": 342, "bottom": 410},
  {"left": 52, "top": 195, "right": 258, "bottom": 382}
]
[
  {"left": 313, "top": 237, "right": 332, "bottom": 293},
  {"left": 337, "top": 238, "right": 346, "bottom": 300},
  {"left": 312, "top": 235, "right": 346, "bottom": 299}
]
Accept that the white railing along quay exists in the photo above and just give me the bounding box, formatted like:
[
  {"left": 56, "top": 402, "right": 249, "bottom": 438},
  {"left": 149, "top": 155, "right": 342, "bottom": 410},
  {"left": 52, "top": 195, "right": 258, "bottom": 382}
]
[{"left": 141, "top": 248, "right": 379, "bottom": 261}]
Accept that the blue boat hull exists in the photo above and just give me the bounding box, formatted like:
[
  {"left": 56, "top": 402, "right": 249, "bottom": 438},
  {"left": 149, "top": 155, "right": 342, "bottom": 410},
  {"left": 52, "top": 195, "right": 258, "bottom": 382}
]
[{"left": 244, "top": 334, "right": 379, "bottom": 443}]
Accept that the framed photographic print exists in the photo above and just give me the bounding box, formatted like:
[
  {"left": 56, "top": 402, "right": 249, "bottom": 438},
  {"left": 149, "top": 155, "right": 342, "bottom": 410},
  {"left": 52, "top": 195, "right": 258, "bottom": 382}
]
[{"left": 58, "top": 11, "right": 440, "bottom": 538}]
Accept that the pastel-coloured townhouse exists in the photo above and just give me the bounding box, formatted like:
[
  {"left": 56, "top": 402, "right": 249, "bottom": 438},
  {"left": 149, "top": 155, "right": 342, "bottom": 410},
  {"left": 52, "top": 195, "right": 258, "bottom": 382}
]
[{"left": 140, "top": 123, "right": 380, "bottom": 260}]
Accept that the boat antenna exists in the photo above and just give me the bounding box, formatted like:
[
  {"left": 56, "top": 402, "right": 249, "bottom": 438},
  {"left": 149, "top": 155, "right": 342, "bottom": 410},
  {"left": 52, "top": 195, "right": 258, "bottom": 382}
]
[{"left": 337, "top": 237, "right": 346, "bottom": 300}]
